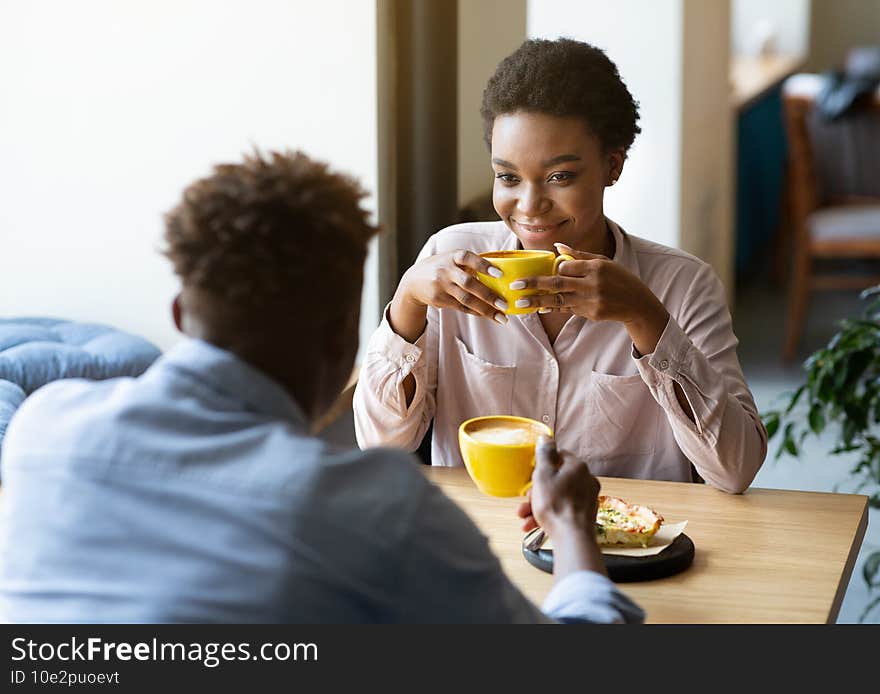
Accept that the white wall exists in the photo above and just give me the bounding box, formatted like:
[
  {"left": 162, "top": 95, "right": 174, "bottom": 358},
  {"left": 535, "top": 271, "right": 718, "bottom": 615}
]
[
  {"left": 0, "top": 0, "right": 380, "bottom": 353},
  {"left": 458, "top": 0, "right": 526, "bottom": 209},
  {"left": 731, "top": 0, "right": 810, "bottom": 58},
  {"left": 528, "top": 0, "right": 683, "bottom": 250}
]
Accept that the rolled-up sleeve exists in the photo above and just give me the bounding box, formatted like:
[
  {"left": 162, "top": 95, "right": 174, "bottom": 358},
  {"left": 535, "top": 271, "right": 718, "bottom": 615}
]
[
  {"left": 543, "top": 571, "right": 645, "bottom": 624},
  {"left": 634, "top": 263, "right": 768, "bottom": 493},
  {"left": 353, "top": 305, "right": 437, "bottom": 451}
]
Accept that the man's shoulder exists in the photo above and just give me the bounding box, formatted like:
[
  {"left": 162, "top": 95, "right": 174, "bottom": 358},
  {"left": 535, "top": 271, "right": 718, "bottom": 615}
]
[
  {"left": 11, "top": 378, "right": 122, "bottom": 426},
  {"left": 2, "top": 378, "right": 131, "bottom": 460},
  {"left": 426, "top": 221, "right": 511, "bottom": 254}
]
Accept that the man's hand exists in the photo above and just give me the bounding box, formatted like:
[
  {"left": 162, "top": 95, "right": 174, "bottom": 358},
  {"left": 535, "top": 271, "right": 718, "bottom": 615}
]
[
  {"left": 517, "top": 435, "right": 599, "bottom": 537},
  {"left": 517, "top": 435, "right": 607, "bottom": 577}
]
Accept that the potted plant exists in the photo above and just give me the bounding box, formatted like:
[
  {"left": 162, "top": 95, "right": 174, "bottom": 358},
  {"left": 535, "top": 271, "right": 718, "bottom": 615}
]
[{"left": 762, "top": 286, "right": 880, "bottom": 622}]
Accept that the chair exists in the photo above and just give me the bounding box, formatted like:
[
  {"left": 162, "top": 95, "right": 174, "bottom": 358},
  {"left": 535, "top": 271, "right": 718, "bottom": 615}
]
[
  {"left": 0, "top": 318, "right": 161, "bottom": 469},
  {"left": 781, "top": 72, "right": 880, "bottom": 361}
]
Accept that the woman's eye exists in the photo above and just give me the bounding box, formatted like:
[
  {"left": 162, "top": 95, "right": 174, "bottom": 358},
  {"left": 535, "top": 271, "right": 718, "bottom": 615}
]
[
  {"left": 548, "top": 171, "right": 575, "bottom": 183},
  {"left": 495, "top": 173, "right": 519, "bottom": 185}
]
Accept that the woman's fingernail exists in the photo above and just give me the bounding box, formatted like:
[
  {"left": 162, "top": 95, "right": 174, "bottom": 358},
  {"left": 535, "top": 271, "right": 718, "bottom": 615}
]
[
  {"left": 494, "top": 313, "right": 508, "bottom": 325},
  {"left": 487, "top": 266, "right": 503, "bottom": 278},
  {"left": 538, "top": 308, "right": 552, "bottom": 314},
  {"left": 509, "top": 280, "right": 526, "bottom": 290},
  {"left": 494, "top": 299, "right": 508, "bottom": 311},
  {"left": 515, "top": 298, "right": 530, "bottom": 308}
]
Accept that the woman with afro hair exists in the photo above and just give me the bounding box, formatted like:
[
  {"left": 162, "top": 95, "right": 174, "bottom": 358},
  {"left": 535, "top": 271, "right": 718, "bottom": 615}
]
[{"left": 354, "top": 38, "right": 766, "bottom": 494}]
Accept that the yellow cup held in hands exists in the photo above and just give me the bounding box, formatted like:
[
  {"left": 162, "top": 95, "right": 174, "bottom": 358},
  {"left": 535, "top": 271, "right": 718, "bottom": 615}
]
[
  {"left": 476, "top": 250, "right": 575, "bottom": 315},
  {"left": 458, "top": 415, "right": 554, "bottom": 497}
]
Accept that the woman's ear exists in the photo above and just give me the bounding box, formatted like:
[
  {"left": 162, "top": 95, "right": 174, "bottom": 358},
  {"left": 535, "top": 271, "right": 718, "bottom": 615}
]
[
  {"left": 171, "top": 294, "right": 183, "bottom": 332},
  {"left": 607, "top": 149, "right": 626, "bottom": 186}
]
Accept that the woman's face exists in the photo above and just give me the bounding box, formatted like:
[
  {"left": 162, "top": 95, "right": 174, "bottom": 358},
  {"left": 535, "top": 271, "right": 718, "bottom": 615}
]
[{"left": 490, "top": 111, "right": 622, "bottom": 252}]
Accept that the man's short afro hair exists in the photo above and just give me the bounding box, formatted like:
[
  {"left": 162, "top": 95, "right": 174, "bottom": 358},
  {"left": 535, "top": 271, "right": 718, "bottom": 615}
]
[
  {"left": 481, "top": 38, "right": 641, "bottom": 155},
  {"left": 162, "top": 149, "right": 378, "bottom": 316}
]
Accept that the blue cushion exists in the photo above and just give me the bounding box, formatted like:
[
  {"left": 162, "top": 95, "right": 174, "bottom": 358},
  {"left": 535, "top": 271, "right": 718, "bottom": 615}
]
[
  {"left": 0, "top": 379, "right": 26, "bottom": 443},
  {"left": 0, "top": 318, "right": 161, "bottom": 462}
]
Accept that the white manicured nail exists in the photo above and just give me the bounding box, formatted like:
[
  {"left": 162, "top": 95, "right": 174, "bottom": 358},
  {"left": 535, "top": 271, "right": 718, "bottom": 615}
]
[
  {"left": 488, "top": 266, "right": 503, "bottom": 278},
  {"left": 538, "top": 308, "right": 552, "bottom": 314},
  {"left": 494, "top": 299, "right": 508, "bottom": 311},
  {"left": 515, "top": 298, "right": 530, "bottom": 308},
  {"left": 509, "top": 280, "right": 526, "bottom": 290},
  {"left": 494, "top": 313, "right": 508, "bottom": 325}
]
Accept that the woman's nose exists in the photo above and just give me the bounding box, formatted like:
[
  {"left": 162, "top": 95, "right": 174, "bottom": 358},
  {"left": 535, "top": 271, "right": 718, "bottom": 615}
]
[{"left": 515, "top": 185, "right": 550, "bottom": 217}]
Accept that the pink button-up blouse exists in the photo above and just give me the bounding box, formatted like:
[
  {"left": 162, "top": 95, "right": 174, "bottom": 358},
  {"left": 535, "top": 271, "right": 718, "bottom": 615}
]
[{"left": 353, "top": 219, "right": 767, "bottom": 493}]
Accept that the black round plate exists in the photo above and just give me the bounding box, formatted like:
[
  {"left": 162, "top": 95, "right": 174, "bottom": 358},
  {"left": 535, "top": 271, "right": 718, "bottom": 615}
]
[{"left": 522, "top": 534, "right": 695, "bottom": 582}]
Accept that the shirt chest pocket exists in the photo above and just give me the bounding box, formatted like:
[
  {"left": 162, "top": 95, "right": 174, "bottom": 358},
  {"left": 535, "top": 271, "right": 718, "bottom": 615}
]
[
  {"left": 450, "top": 336, "right": 517, "bottom": 418},
  {"left": 579, "top": 371, "right": 660, "bottom": 463}
]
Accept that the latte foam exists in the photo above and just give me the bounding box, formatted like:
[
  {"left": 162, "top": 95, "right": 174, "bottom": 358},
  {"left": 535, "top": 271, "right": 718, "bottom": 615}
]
[{"left": 467, "top": 423, "right": 540, "bottom": 446}]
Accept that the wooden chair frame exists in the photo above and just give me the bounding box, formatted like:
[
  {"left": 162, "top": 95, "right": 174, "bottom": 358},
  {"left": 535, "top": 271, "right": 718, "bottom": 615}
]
[{"left": 782, "top": 85, "right": 880, "bottom": 362}]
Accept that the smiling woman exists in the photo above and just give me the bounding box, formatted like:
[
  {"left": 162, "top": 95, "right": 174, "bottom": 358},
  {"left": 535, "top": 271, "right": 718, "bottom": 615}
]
[{"left": 353, "top": 38, "right": 768, "bottom": 494}]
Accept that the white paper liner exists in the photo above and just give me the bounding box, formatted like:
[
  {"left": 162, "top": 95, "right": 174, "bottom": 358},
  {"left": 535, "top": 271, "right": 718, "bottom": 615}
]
[{"left": 537, "top": 520, "right": 688, "bottom": 557}]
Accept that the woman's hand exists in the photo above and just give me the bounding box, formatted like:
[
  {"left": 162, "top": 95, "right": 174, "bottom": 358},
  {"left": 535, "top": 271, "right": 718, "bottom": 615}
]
[
  {"left": 389, "top": 250, "right": 510, "bottom": 343},
  {"left": 510, "top": 242, "right": 670, "bottom": 356},
  {"left": 402, "top": 250, "right": 509, "bottom": 318}
]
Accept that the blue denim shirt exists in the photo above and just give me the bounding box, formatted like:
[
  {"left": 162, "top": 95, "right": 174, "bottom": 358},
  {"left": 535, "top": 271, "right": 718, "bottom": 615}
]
[{"left": 0, "top": 338, "right": 643, "bottom": 623}]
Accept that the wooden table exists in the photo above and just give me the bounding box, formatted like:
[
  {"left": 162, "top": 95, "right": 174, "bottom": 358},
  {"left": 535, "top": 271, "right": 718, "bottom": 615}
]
[{"left": 425, "top": 467, "right": 868, "bottom": 624}]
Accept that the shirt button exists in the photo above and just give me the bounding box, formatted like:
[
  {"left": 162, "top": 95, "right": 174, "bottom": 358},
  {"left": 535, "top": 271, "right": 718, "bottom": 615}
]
[
  {"left": 659, "top": 359, "right": 669, "bottom": 370},
  {"left": 405, "top": 354, "right": 416, "bottom": 363},
  {"left": 542, "top": 415, "right": 551, "bottom": 424}
]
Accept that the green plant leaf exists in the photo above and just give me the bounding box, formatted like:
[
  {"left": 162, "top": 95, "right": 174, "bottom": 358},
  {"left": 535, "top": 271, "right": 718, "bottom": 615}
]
[
  {"left": 783, "top": 422, "right": 798, "bottom": 457},
  {"left": 851, "top": 459, "right": 870, "bottom": 475},
  {"left": 834, "top": 356, "right": 851, "bottom": 391},
  {"left": 773, "top": 287, "right": 880, "bottom": 604},
  {"left": 864, "top": 551, "right": 880, "bottom": 588},
  {"left": 784, "top": 385, "right": 806, "bottom": 415},
  {"left": 842, "top": 418, "right": 859, "bottom": 447},
  {"left": 860, "top": 593, "right": 880, "bottom": 623},
  {"left": 865, "top": 297, "right": 880, "bottom": 317},
  {"left": 844, "top": 349, "right": 873, "bottom": 391},
  {"left": 808, "top": 405, "right": 825, "bottom": 435},
  {"left": 817, "top": 367, "right": 836, "bottom": 402},
  {"left": 764, "top": 411, "right": 780, "bottom": 439}
]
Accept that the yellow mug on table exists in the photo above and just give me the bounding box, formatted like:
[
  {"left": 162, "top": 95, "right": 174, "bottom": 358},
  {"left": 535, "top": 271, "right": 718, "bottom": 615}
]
[
  {"left": 476, "top": 250, "right": 574, "bottom": 315},
  {"left": 458, "top": 415, "right": 553, "bottom": 497}
]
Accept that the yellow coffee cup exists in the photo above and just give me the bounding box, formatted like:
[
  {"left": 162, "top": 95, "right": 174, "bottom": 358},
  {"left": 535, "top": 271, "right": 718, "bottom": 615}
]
[
  {"left": 477, "top": 250, "right": 575, "bottom": 315},
  {"left": 458, "top": 415, "right": 553, "bottom": 497}
]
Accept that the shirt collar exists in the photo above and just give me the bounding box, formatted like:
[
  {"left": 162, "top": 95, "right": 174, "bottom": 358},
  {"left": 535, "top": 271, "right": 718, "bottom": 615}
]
[
  {"left": 605, "top": 217, "right": 642, "bottom": 278},
  {"left": 156, "top": 338, "right": 309, "bottom": 427}
]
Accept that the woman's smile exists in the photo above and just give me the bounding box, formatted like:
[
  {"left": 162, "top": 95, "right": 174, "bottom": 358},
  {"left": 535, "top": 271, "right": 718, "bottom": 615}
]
[{"left": 510, "top": 218, "right": 570, "bottom": 244}]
